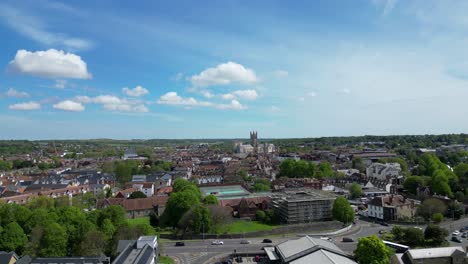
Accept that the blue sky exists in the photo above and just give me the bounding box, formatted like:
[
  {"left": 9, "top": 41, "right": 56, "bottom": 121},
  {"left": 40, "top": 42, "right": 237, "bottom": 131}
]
[{"left": 1, "top": 0, "right": 468, "bottom": 139}]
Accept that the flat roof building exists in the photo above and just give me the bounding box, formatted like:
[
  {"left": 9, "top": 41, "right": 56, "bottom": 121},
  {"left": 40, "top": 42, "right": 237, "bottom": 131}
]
[{"left": 270, "top": 189, "right": 336, "bottom": 224}]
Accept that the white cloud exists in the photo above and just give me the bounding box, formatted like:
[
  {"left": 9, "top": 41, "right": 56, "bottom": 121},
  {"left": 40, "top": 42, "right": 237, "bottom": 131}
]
[
  {"left": 191, "top": 61, "right": 258, "bottom": 87},
  {"left": 74, "top": 94, "right": 148, "bottom": 112},
  {"left": 0, "top": 5, "right": 93, "bottom": 50},
  {"left": 9, "top": 101, "right": 40, "bottom": 110},
  {"left": 5, "top": 88, "right": 29, "bottom": 98},
  {"left": 53, "top": 100, "right": 84, "bottom": 112},
  {"left": 158, "top": 92, "right": 208, "bottom": 106},
  {"left": 216, "top": 100, "right": 247, "bottom": 110},
  {"left": 9, "top": 49, "right": 92, "bottom": 79},
  {"left": 274, "top": 70, "right": 289, "bottom": 77},
  {"left": 54, "top": 80, "right": 67, "bottom": 89},
  {"left": 221, "top": 93, "right": 235, "bottom": 100},
  {"left": 221, "top": 90, "right": 258, "bottom": 100},
  {"left": 122, "top": 85, "right": 149, "bottom": 97},
  {"left": 232, "top": 90, "right": 258, "bottom": 100},
  {"left": 201, "top": 90, "right": 214, "bottom": 98},
  {"left": 306, "top": 92, "right": 317, "bottom": 97},
  {"left": 157, "top": 92, "right": 246, "bottom": 110}
]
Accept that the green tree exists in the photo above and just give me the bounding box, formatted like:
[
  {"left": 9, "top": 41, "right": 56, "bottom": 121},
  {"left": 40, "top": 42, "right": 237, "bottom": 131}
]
[
  {"left": 431, "top": 213, "right": 444, "bottom": 223},
  {"left": 0, "top": 222, "right": 28, "bottom": 253},
  {"left": 0, "top": 160, "right": 12, "bottom": 171},
  {"left": 77, "top": 230, "right": 106, "bottom": 257},
  {"left": 129, "top": 191, "right": 147, "bottom": 199},
  {"left": 349, "top": 183, "right": 363, "bottom": 199},
  {"left": 354, "top": 235, "right": 390, "bottom": 264},
  {"left": 454, "top": 163, "right": 468, "bottom": 186},
  {"left": 172, "top": 178, "right": 202, "bottom": 199},
  {"left": 101, "top": 218, "right": 116, "bottom": 240},
  {"left": 27, "top": 196, "right": 55, "bottom": 210},
  {"left": 416, "top": 198, "right": 448, "bottom": 220},
  {"left": 317, "top": 162, "right": 335, "bottom": 178},
  {"left": 401, "top": 227, "right": 424, "bottom": 247},
  {"left": 332, "top": 196, "right": 354, "bottom": 224},
  {"left": 163, "top": 191, "right": 201, "bottom": 227},
  {"left": 455, "top": 191, "right": 465, "bottom": 202},
  {"left": 256, "top": 210, "right": 266, "bottom": 222},
  {"left": 115, "top": 162, "right": 133, "bottom": 184},
  {"left": 203, "top": 194, "right": 219, "bottom": 205},
  {"left": 424, "top": 224, "right": 448, "bottom": 246},
  {"left": 403, "top": 176, "right": 425, "bottom": 195},
  {"left": 39, "top": 222, "right": 68, "bottom": 257}
]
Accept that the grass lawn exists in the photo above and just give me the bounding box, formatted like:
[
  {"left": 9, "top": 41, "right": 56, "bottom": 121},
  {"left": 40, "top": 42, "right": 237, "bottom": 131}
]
[
  {"left": 127, "top": 216, "right": 150, "bottom": 226},
  {"left": 221, "top": 220, "right": 276, "bottom": 234},
  {"left": 158, "top": 256, "right": 175, "bottom": 264}
]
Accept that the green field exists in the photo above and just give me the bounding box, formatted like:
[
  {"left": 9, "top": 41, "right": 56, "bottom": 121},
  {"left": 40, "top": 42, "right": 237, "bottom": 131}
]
[
  {"left": 158, "top": 256, "right": 175, "bottom": 264},
  {"left": 220, "top": 220, "right": 276, "bottom": 234},
  {"left": 127, "top": 216, "right": 150, "bottom": 226}
]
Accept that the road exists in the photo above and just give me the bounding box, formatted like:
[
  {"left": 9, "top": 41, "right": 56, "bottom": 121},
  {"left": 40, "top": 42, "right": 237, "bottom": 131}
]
[{"left": 162, "top": 217, "right": 468, "bottom": 264}]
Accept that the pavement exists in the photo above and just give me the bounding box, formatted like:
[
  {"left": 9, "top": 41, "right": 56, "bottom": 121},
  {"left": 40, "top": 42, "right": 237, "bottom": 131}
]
[{"left": 161, "top": 217, "right": 468, "bottom": 264}]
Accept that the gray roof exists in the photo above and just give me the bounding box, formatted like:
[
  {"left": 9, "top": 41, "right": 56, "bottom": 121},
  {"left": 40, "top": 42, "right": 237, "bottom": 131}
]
[
  {"left": 30, "top": 257, "right": 107, "bottom": 264},
  {"left": 290, "top": 249, "right": 357, "bottom": 264},
  {"left": 407, "top": 247, "right": 465, "bottom": 259},
  {"left": 275, "top": 236, "right": 355, "bottom": 264}
]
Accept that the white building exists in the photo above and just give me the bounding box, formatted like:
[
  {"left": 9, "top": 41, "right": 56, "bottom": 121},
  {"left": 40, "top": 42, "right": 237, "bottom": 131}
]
[{"left": 366, "top": 163, "right": 401, "bottom": 181}]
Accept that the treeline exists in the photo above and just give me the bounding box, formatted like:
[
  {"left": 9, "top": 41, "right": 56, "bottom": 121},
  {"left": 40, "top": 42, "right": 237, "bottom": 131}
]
[
  {"left": 279, "top": 159, "right": 336, "bottom": 178},
  {"left": 0, "top": 159, "right": 62, "bottom": 171},
  {"left": 403, "top": 153, "right": 464, "bottom": 198},
  {"left": 0, "top": 197, "right": 155, "bottom": 258}
]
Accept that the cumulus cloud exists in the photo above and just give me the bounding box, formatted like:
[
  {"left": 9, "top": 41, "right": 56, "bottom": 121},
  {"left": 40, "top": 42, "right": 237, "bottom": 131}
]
[
  {"left": 201, "top": 90, "right": 214, "bottom": 98},
  {"left": 5, "top": 88, "right": 29, "bottom": 98},
  {"left": 8, "top": 49, "right": 92, "bottom": 79},
  {"left": 221, "top": 93, "right": 236, "bottom": 100},
  {"left": 216, "top": 100, "right": 247, "bottom": 110},
  {"left": 191, "top": 61, "right": 258, "bottom": 87},
  {"left": 9, "top": 101, "right": 40, "bottom": 110},
  {"left": 221, "top": 89, "right": 258, "bottom": 100},
  {"left": 75, "top": 94, "right": 148, "bottom": 113},
  {"left": 122, "top": 86, "right": 149, "bottom": 97},
  {"left": 157, "top": 92, "right": 246, "bottom": 110},
  {"left": 53, "top": 100, "right": 84, "bottom": 112}
]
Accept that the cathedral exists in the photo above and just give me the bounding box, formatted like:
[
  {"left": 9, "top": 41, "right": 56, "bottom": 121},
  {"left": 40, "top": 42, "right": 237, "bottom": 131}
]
[{"left": 234, "top": 131, "right": 275, "bottom": 154}]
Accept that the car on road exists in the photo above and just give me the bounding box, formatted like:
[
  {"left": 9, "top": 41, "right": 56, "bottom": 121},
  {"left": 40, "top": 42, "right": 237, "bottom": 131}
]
[
  {"left": 262, "top": 238, "right": 273, "bottom": 243},
  {"left": 378, "top": 230, "right": 387, "bottom": 234},
  {"left": 342, "top": 237, "right": 354, "bottom": 242},
  {"left": 320, "top": 236, "right": 333, "bottom": 242},
  {"left": 452, "top": 231, "right": 461, "bottom": 236},
  {"left": 240, "top": 240, "right": 251, "bottom": 244},
  {"left": 380, "top": 222, "right": 390, "bottom": 226},
  {"left": 175, "top": 242, "right": 185, "bottom": 246},
  {"left": 452, "top": 236, "right": 463, "bottom": 243},
  {"left": 462, "top": 233, "right": 468, "bottom": 238},
  {"left": 460, "top": 228, "right": 466, "bottom": 232},
  {"left": 211, "top": 240, "right": 224, "bottom": 245}
]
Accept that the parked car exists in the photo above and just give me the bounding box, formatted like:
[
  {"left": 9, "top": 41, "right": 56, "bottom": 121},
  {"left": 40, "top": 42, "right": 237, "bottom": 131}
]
[
  {"left": 175, "top": 242, "right": 185, "bottom": 246},
  {"left": 460, "top": 228, "right": 465, "bottom": 232},
  {"left": 342, "top": 237, "right": 354, "bottom": 242},
  {"left": 240, "top": 240, "right": 251, "bottom": 244},
  {"left": 462, "top": 233, "right": 467, "bottom": 238},
  {"left": 380, "top": 222, "right": 390, "bottom": 226},
  {"left": 452, "top": 231, "right": 461, "bottom": 236},
  {"left": 378, "top": 230, "right": 387, "bottom": 234},
  {"left": 452, "top": 236, "right": 462, "bottom": 243},
  {"left": 262, "top": 238, "right": 273, "bottom": 243},
  {"left": 211, "top": 240, "right": 224, "bottom": 245}
]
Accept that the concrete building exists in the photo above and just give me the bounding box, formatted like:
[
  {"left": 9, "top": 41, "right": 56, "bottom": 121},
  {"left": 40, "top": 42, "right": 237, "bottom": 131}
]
[
  {"left": 113, "top": 236, "right": 158, "bottom": 264},
  {"left": 392, "top": 246, "right": 466, "bottom": 264},
  {"left": 264, "top": 236, "right": 356, "bottom": 264},
  {"left": 270, "top": 189, "right": 336, "bottom": 224},
  {"left": 368, "top": 195, "right": 417, "bottom": 221},
  {"left": 366, "top": 163, "right": 402, "bottom": 181}
]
